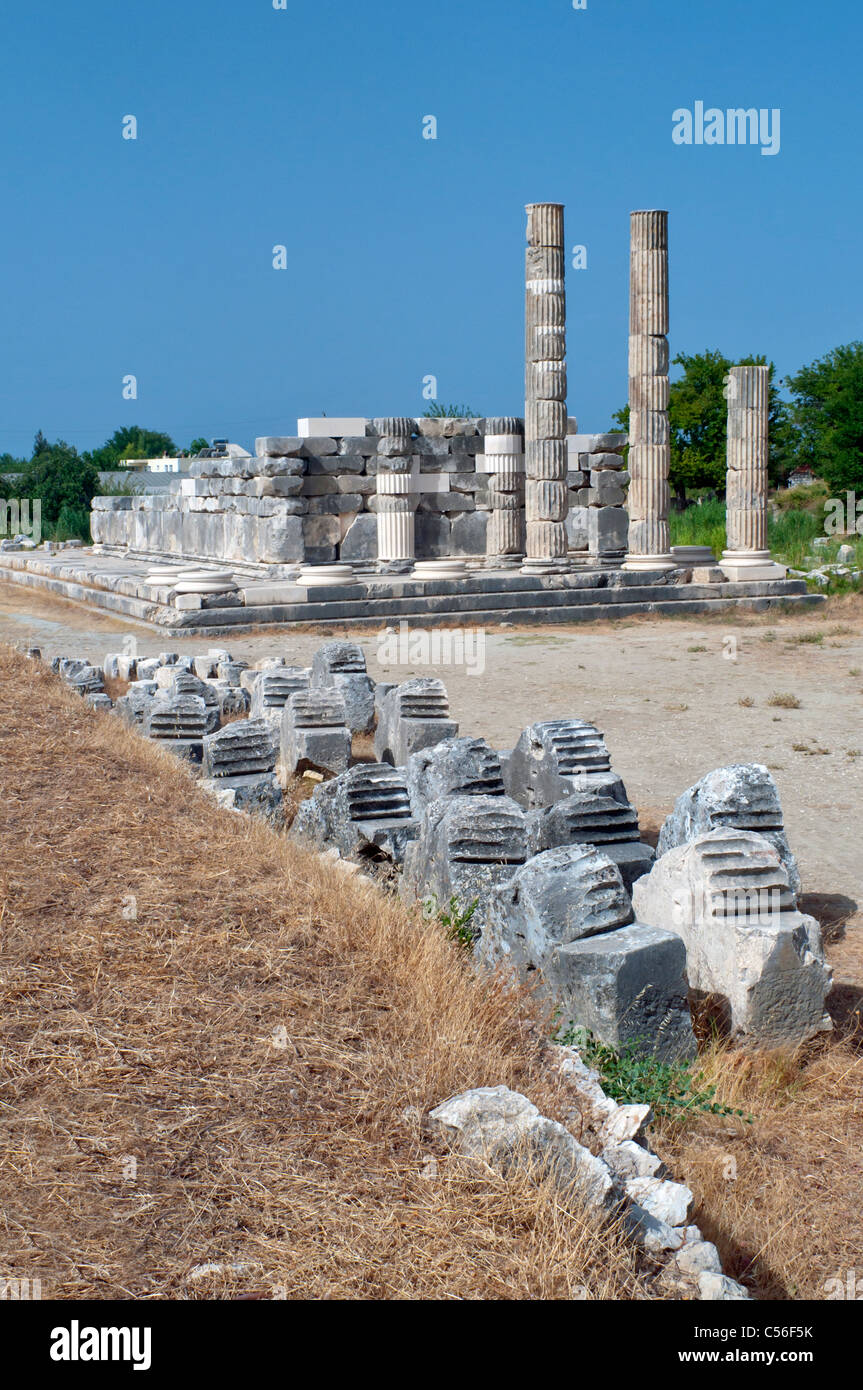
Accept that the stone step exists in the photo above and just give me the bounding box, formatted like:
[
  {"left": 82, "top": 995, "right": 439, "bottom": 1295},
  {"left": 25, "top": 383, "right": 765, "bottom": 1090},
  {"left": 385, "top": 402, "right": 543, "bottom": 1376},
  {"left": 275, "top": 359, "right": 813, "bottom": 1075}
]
[{"left": 0, "top": 558, "right": 825, "bottom": 635}]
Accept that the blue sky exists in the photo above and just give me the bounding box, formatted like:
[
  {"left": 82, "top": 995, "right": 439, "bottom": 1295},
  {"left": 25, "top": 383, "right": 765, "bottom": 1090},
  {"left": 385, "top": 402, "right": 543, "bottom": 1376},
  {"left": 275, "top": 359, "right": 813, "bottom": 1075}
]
[{"left": 0, "top": 0, "right": 859, "bottom": 454}]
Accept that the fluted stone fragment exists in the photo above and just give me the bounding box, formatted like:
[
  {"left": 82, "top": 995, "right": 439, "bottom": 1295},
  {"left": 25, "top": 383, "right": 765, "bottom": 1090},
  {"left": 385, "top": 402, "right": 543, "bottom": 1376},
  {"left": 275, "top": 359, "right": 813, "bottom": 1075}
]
[
  {"left": 523, "top": 203, "right": 569, "bottom": 572},
  {"left": 624, "top": 211, "right": 675, "bottom": 570}
]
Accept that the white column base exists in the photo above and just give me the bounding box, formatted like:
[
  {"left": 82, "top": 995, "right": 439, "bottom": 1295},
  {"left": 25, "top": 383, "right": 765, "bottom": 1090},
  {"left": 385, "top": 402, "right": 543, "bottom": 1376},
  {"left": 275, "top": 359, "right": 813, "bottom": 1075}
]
[
  {"left": 719, "top": 551, "right": 787, "bottom": 583},
  {"left": 622, "top": 553, "right": 677, "bottom": 572},
  {"left": 297, "top": 563, "right": 358, "bottom": 587}
]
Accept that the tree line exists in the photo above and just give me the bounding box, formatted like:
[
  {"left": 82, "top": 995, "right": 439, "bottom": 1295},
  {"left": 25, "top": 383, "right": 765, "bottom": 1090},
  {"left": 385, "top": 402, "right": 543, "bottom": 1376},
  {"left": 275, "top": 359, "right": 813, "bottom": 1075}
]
[
  {"left": 0, "top": 428, "right": 210, "bottom": 541},
  {"left": 613, "top": 341, "right": 863, "bottom": 501}
]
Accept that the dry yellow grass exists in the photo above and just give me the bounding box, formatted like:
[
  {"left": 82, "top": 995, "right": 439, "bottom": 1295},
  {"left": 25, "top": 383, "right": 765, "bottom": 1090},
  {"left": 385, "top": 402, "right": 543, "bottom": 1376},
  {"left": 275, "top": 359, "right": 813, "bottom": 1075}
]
[
  {"left": 0, "top": 648, "right": 643, "bottom": 1300},
  {"left": 656, "top": 1011, "right": 863, "bottom": 1300},
  {"left": 3, "top": 647, "right": 861, "bottom": 1301}
]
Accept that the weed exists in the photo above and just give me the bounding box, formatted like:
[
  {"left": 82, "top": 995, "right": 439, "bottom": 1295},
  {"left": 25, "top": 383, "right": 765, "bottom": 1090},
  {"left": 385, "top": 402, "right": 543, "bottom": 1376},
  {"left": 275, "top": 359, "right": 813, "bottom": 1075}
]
[
  {"left": 768, "top": 693, "right": 802, "bottom": 709},
  {"left": 424, "top": 894, "right": 479, "bottom": 951},
  {"left": 554, "top": 1027, "right": 751, "bottom": 1122}
]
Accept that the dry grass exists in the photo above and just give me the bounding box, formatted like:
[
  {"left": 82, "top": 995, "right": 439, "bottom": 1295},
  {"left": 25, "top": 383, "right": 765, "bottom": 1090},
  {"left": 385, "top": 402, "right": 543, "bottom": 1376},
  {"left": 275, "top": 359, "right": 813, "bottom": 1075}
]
[
  {"left": 656, "top": 1011, "right": 863, "bottom": 1300},
  {"left": 0, "top": 648, "right": 644, "bottom": 1301},
  {"left": 767, "top": 692, "right": 802, "bottom": 709}
]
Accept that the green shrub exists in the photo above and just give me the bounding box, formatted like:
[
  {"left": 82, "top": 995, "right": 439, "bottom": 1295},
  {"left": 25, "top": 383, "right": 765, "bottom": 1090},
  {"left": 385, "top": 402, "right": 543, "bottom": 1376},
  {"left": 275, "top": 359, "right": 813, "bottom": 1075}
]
[{"left": 553, "top": 1026, "right": 751, "bottom": 1122}]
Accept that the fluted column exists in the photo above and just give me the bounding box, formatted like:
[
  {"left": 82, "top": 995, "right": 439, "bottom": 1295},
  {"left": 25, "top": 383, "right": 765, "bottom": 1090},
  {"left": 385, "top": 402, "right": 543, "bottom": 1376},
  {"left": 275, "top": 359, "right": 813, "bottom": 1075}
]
[
  {"left": 720, "top": 366, "right": 785, "bottom": 580},
  {"left": 374, "top": 417, "right": 416, "bottom": 573},
  {"left": 484, "top": 416, "right": 525, "bottom": 565},
  {"left": 522, "top": 203, "right": 569, "bottom": 573},
  {"left": 623, "top": 210, "right": 675, "bottom": 571}
]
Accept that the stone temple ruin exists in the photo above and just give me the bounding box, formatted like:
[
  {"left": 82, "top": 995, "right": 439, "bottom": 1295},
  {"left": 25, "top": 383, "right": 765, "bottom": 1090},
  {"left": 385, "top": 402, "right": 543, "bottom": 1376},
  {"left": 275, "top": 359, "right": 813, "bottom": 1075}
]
[
  {"left": 0, "top": 206, "right": 821, "bottom": 632},
  {"left": 45, "top": 642, "right": 833, "bottom": 1060}
]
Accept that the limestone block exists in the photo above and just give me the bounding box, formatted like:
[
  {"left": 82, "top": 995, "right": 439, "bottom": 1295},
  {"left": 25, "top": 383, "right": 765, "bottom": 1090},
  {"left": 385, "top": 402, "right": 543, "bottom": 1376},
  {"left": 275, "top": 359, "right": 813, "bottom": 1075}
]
[
  {"left": 299, "top": 437, "right": 338, "bottom": 457},
  {"left": 526, "top": 791, "right": 655, "bottom": 893},
  {"left": 291, "top": 763, "right": 416, "bottom": 866},
  {"left": 375, "top": 678, "right": 458, "bottom": 767},
  {"left": 311, "top": 641, "right": 375, "bottom": 734},
  {"left": 481, "top": 845, "right": 634, "bottom": 969},
  {"left": 450, "top": 510, "right": 488, "bottom": 556},
  {"left": 428, "top": 1086, "right": 619, "bottom": 1214},
  {"left": 589, "top": 506, "right": 629, "bottom": 556},
  {"left": 415, "top": 512, "right": 451, "bottom": 560},
  {"left": 406, "top": 737, "right": 505, "bottom": 816},
  {"left": 201, "top": 718, "right": 277, "bottom": 780},
  {"left": 401, "top": 794, "right": 528, "bottom": 930},
  {"left": 657, "top": 763, "right": 801, "bottom": 894},
  {"left": 505, "top": 719, "right": 626, "bottom": 810},
  {"left": 279, "top": 689, "right": 351, "bottom": 778},
  {"left": 554, "top": 922, "right": 695, "bottom": 1060},
  {"left": 632, "top": 829, "right": 832, "bottom": 1045},
  {"left": 340, "top": 512, "right": 378, "bottom": 562}
]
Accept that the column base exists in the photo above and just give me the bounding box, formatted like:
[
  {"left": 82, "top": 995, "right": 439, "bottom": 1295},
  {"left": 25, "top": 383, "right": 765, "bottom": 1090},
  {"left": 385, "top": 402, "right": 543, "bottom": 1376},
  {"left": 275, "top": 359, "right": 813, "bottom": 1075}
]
[
  {"left": 485, "top": 554, "right": 524, "bottom": 570},
  {"left": 297, "top": 563, "right": 358, "bottom": 587},
  {"left": 719, "top": 551, "right": 787, "bottom": 583},
  {"left": 520, "top": 558, "right": 571, "bottom": 575},
  {"left": 413, "top": 560, "right": 467, "bottom": 580},
  {"left": 622, "top": 553, "right": 678, "bottom": 572},
  {"left": 671, "top": 545, "right": 716, "bottom": 565}
]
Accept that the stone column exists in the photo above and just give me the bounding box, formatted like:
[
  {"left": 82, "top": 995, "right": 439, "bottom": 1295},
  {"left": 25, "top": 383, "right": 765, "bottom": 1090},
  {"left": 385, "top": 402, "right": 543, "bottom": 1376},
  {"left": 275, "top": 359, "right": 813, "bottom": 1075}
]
[
  {"left": 720, "top": 366, "right": 785, "bottom": 581},
  {"left": 623, "top": 210, "right": 675, "bottom": 571},
  {"left": 522, "top": 203, "right": 569, "bottom": 573},
  {"left": 484, "top": 416, "right": 525, "bottom": 566},
  {"left": 374, "top": 417, "right": 416, "bottom": 574}
]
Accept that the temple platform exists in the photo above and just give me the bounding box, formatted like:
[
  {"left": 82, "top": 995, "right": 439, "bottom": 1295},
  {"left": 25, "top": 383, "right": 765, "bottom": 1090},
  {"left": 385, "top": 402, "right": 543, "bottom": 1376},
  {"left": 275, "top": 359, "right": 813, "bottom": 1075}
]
[{"left": 0, "top": 547, "right": 825, "bottom": 635}]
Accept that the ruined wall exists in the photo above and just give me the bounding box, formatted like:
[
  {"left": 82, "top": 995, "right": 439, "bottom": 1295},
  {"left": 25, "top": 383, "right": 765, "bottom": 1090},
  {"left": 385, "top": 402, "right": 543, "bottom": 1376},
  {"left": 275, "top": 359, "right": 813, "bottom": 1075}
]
[{"left": 90, "top": 420, "right": 628, "bottom": 566}]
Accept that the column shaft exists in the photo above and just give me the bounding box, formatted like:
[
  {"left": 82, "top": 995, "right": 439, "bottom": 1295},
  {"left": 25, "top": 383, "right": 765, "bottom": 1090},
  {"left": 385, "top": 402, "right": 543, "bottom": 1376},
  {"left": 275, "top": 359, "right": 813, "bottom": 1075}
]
[
  {"left": 523, "top": 203, "right": 569, "bottom": 572},
  {"left": 623, "top": 210, "right": 675, "bottom": 570}
]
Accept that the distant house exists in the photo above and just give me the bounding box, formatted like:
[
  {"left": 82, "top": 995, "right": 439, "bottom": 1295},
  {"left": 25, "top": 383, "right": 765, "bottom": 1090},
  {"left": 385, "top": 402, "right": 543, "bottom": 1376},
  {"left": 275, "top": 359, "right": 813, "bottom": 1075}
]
[
  {"left": 787, "top": 465, "right": 818, "bottom": 489},
  {"left": 124, "top": 456, "right": 186, "bottom": 474}
]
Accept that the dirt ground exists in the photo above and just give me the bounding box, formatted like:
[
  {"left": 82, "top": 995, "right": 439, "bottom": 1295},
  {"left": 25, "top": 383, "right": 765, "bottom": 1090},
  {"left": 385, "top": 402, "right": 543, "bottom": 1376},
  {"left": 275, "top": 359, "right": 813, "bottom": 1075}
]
[{"left": 2, "top": 579, "right": 860, "bottom": 938}]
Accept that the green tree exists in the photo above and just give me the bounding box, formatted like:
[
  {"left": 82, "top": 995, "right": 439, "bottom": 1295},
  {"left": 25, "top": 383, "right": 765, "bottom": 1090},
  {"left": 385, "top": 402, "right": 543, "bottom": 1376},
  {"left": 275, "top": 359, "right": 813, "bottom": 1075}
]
[
  {"left": 86, "top": 425, "right": 178, "bottom": 469},
  {"left": 613, "top": 350, "right": 792, "bottom": 501},
  {"left": 11, "top": 438, "right": 100, "bottom": 538},
  {"left": 784, "top": 342, "right": 863, "bottom": 494},
  {"left": 187, "top": 437, "right": 210, "bottom": 455},
  {"left": 0, "top": 451, "right": 26, "bottom": 473}
]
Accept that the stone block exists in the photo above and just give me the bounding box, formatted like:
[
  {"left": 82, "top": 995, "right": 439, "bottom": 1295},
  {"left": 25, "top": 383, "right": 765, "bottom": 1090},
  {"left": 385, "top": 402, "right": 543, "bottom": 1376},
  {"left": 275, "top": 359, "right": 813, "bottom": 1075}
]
[
  {"left": 633, "top": 829, "right": 832, "bottom": 1046},
  {"left": 450, "top": 510, "right": 488, "bottom": 556},
  {"left": 255, "top": 437, "right": 304, "bottom": 458},
  {"left": 589, "top": 507, "right": 629, "bottom": 556},
  {"left": 505, "top": 719, "right": 627, "bottom": 811},
  {"left": 554, "top": 922, "right": 696, "bottom": 1060},
  {"left": 298, "top": 418, "right": 369, "bottom": 438},
  {"left": 657, "top": 763, "right": 800, "bottom": 894},
  {"left": 407, "top": 737, "right": 505, "bottom": 815},
  {"left": 375, "top": 678, "right": 459, "bottom": 767},
  {"left": 291, "top": 763, "right": 416, "bottom": 866},
  {"left": 311, "top": 641, "right": 376, "bottom": 734},
  {"left": 401, "top": 794, "right": 528, "bottom": 932},
  {"left": 339, "top": 513, "right": 378, "bottom": 562}
]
